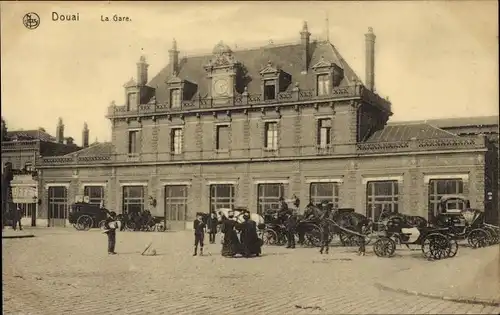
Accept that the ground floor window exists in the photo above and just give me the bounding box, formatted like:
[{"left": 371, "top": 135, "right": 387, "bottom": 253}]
[
  {"left": 165, "top": 185, "right": 188, "bottom": 221},
  {"left": 309, "top": 182, "right": 340, "bottom": 208},
  {"left": 210, "top": 184, "right": 235, "bottom": 213},
  {"left": 84, "top": 186, "right": 105, "bottom": 206},
  {"left": 428, "top": 179, "right": 464, "bottom": 220},
  {"left": 257, "top": 183, "right": 284, "bottom": 215},
  {"left": 123, "top": 186, "right": 145, "bottom": 215},
  {"left": 366, "top": 180, "right": 399, "bottom": 222},
  {"left": 48, "top": 186, "right": 68, "bottom": 220}
]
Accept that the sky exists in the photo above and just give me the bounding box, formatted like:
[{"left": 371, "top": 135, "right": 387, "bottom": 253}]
[{"left": 1, "top": 1, "right": 498, "bottom": 146}]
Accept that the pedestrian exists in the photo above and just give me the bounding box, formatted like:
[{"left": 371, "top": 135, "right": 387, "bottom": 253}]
[
  {"left": 104, "top": 211, "right": 118, "bottom": 255},
  {"left": 358, "top": 221, "right": 371, "bottom": 256},
  {"left": 12, "top": 206, "right": 23, "bottom": 231},
  {"left": 193, "top": 212, "right": 206, "bottom": 256},
  {"left": 319, "top": 200, "right": 332, "bottom": 255},
  {"left": 285, "top": 211, "right": 297, "bottom": 249},
  {"left": 207, "top": 211, "right": 218, "bottom": 244}
]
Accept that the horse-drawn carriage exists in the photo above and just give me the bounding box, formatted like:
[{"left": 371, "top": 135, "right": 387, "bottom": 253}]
[
  {"left": 68, "top": 202, "right": 109, "bottom": 231},
  {"left": 373, "top": 215, "right": 458, "bottom": 260},
  {"left": 432, "top": 195, "right": 499, "bottom": 248}
]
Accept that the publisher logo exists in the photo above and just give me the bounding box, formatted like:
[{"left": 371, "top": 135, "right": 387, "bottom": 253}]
[{"left": 23, "top": 12, "right": 40, "bottom": 30}]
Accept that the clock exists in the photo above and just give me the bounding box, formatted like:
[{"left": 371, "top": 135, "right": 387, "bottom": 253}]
[{"left": 213, "top": 78, "right": 229, "bottom": 95}]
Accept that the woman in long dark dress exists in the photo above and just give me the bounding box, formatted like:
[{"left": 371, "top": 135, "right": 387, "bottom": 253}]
[
  {"left": 221, "top": 212, "right": 241, "bottom": 257},
  {"left": 237, "top": 214, "right": 262, "bottom": 257}
]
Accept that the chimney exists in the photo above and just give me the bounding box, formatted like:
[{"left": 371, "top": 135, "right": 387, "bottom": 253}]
[
  {"left": 56, "top": 117, "right": 64, "bottom": 144},
  {"left": 168, "top": 38, "right": 179, "bottom": 76},
  {"left": 136, "top": 55, "right": 149, "bottom": 86},
  {"left": 82, "top": 122, "right": 89, "bottom": 148},
  {"left": 365, "top": 27, "right": 376, "bottom": 91},
  {"left": 300, "top": 21, "right": 311, "bottom": 74}
]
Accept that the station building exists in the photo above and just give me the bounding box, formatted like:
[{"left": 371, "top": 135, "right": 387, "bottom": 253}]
[
  {"left": 36, "top": 23, "right": 499, "bottom": 229},
  {"left": 1, "top": 118, "right": 82, "bottom": 226}
]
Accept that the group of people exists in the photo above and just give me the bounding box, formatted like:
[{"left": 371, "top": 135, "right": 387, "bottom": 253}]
[{"left": 192, "top": 210, "right": 262, "bottom": 258}]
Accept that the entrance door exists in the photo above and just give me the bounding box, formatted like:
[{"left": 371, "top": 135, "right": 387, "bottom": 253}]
[
  {"left": 48, "top": 186, "right": 68, "bottom": 227},
  {"left": 164, "top": 185, "right": 188, "bottom": 230}
]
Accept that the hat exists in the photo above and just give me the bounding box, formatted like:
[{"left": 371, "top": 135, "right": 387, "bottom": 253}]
[{"left": 109, "top": 211, "right": 117, "bottom": 217}]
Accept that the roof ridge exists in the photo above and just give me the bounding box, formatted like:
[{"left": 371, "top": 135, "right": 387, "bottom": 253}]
[{"left": 179, "top": 41, "right": 302, "bottom": 59}]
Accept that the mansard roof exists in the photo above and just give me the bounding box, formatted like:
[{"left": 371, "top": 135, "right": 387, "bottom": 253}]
[
  {"left": 148, "top": 40, "right": 361, "bottom": 104},
  {"left": 6, "top": 129, "right": 56, "bottom": 142},
  {"left": 390, "top": 116, "right": 499, "bottom": 129},
  {"left": 365, "top": 123, "right": 459, "bottom": 143}
]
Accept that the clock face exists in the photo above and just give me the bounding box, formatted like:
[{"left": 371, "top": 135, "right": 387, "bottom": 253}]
[{"left": 213, "top": 78, "right": 229, "bottom": 95}]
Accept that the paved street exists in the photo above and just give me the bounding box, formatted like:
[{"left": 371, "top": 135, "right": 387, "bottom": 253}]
[{"left": 3, "top": 228, "right": 499, "bottom": 315}]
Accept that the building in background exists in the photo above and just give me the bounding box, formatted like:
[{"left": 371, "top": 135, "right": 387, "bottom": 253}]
[
  {"left": 1, "top": 117, "right": 82, "bottom": 226},
  {"left": 36, "top": 23, "right": 499, "bottom": 229}
]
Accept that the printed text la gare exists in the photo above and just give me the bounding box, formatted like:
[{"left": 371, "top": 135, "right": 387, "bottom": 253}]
[{"left": 101, "top": 14, "right": 131, "bottom": 22}]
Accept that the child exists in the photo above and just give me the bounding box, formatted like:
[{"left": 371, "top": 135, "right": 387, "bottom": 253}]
[
  {"left": 207, "top": 211, "right": 218, "bottom": 244},
  {"left": 104, "top": 211, "right": 118, "bottom": 255},
  {"left": 193, "top": 213, "right": 206, "bottom": 256}
]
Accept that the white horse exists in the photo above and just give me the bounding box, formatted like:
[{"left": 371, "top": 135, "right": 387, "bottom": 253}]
[{"left": 216, "top": 208, "right": 265, "bottom": 225}]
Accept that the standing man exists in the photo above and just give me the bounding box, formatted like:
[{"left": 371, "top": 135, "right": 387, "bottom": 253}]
[
  {"left": 319, "top": 200, "right": 332, "bottom": 255},
  {"left": 193, "top": 212, "right": 206, "bottom": 256},
  {"left": 285, "top": 211, "right": 297, "bottom": 249},
  {"left": 104, "top": 211, "right": 118, "bottom": 255},
  {"left": 12, "top": 205, "right": 23, "bottom": 231},
  {"left": 207, "top": 211, "right": 218, "bottom": 244}
]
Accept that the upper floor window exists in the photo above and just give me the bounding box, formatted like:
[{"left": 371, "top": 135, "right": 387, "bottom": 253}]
[
  {"left": 127, "top": 93, "right": 137, "bottom": 111},
  {"left": 128, "top": 130, "right": 139, "bottom": 154},
  {"left": 171, "top": 128, "right": 183, "bottom": 154},
  {"left": 317, "top": 74, "right": 330, "bottom": 96},
  {"left": 317, "top": 119, "right": 332, "bottom": 148},
  {"left": 170, "top": 89, "right": 181, "bottom": 108},
  {"left": 216, "top": 125, "right": 229, "bottom": 151},
  {"left": 264, "top": 80, "right": 276, "bottom": 100},
  {"left": 265, "top": 122, "right": 278, "bottom": 150}
]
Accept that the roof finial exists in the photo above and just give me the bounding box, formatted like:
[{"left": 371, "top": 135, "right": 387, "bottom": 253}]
[
  {"left": 302, "top": 21, "right": 308, "bottom": 32},
  {"left": 172, "top": 38, "right": 177, "bottom": 51},
  {"left": 83, "top": 122, "right": 88, "bottom": 130}
]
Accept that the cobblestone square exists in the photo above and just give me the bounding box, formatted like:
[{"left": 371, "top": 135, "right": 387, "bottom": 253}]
[{"left": 3, "top": 228, "right": 499, "bottom": 314}]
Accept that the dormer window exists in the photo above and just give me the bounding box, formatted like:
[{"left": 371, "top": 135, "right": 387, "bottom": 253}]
[
  {"left": 170, "top": 89, "right": 181, "bottom": 108},
  {"left": 264, "top": 80, "right": 276, "bottom": 100},
  {"left": 317, "top": 74, "right": 331, "bottom": 96},
  {"left": 127, "top": 93, "right": 137, "bottom": 111}
]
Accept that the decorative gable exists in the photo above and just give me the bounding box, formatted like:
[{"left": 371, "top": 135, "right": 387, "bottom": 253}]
[
  {"left": 259, "top": 61, "right": 280, "bottom": 78},
  {"left": 312, "top": 57, "right": 344, "bottom": 88},
  {"left": 123, "top": 77, "right": 137, "bottom": 88}
]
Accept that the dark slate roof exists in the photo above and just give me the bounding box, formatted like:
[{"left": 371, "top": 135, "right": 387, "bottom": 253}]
[
  {"left": 389, "top": 115, "right": 499, "bottom": 129},
  {"left": 147, "top": 40, "right": 361, "bottom": 104},
  {"left": 366, "top": 123, "right": 458, "bottom": 143},
  {"left": 64, "top": 142, "right": 115, "bottom": 157},
  {"left": 6, "top": 129, "right": 56, "bottom": 142}
]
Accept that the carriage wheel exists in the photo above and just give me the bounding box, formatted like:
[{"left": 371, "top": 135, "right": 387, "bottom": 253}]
[
  {"left": 339, "top": 232, "right": 352, "bottom": 246},
  {"left": 156, "top": 224, "right": 166, "bottom": 232},
  {"left": 446, "top": 238, "right": 459, "bottom": 258},
  {"left": 98, "top": 220, "right": 107, "bottom": 230},
  {"left": 468, "top": 229, "right": 488, "bottom": 248},
  {"left": 483, "top": 226, "right": 498, "bottom": 245},
  {"left": 422, "top": 233, "right": 449, "bottom": 260},
  {"left": 76, "top": 215, "right": 93, "bottom": 231},
  {"left": 373, "top": 237, "right": 396, "bottom": 257},
  {"left": 263, "top": 229, "right": 278, "bottom": 245},
  {"left": 125, "top": 221, "right": 136, "bottom": 231},
  {"left": 305, "top": 224, "right": 322, "bottom": 247}
]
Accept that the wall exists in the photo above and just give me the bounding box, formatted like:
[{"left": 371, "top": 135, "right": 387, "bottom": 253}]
[
  {"left": 37, "top": 149, "right": 486, "bottom": 227},
  {"left": 108, "top": 100, "right": 358, "bottom": 161}
]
